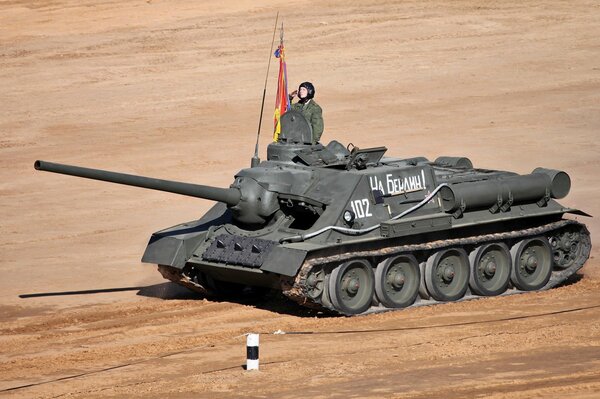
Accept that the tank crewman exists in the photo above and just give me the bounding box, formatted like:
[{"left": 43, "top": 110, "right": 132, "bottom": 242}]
[{"left": 289, "top": 81, "right": 324, "bottom": 144}]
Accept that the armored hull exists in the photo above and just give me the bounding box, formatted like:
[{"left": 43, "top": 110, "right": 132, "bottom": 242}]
[{"left": 36, "top": 111, "right": 591, "bottom": 315}]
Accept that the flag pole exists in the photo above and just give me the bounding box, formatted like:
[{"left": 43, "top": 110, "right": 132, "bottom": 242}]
[{"left": 251, "top": 12, "right": 279, "bottom": 168}]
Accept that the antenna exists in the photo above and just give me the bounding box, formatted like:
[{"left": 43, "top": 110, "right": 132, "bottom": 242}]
[{"left": 251, "top": 12, "right": 279, "bottom": 168}]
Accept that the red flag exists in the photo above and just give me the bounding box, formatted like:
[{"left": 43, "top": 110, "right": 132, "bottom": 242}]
[{"left": 273, "top": 32, "right": 290, "bottom": 141}]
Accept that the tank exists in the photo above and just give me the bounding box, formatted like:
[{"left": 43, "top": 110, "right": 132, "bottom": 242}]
[{"left": 35, "top": 111, "right": 592, "bottom": 315}]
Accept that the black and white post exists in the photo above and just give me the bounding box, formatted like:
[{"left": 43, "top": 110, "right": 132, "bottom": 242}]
[{"left": 246, "top": 333, "right": 259, "bottom": 371}]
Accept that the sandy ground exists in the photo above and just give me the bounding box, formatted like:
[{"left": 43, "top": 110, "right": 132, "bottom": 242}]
[{"left": 1, "top": 0, "right": 600, "bottom": 397}]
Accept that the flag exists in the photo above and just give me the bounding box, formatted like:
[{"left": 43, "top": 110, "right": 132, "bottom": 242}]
[{"left": 273, "top": 33, "right": 290, "bottom": 141}]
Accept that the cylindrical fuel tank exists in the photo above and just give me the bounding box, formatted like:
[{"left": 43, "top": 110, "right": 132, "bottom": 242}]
[
  {"left": 439, "top": 168, "right": 570, "bottom": 213},
  {"left": 532, "top": 167, "right": 571, "bottom": 199}
]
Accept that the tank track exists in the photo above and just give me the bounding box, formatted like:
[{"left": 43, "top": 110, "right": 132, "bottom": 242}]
[
  {"left": 281, "top": 219, "right": 591, "bottom": 315},
  {"left": 158, "top": 264, "right": 211, "bottom": 295},
  {"left": 157, "top": 219, "right": 590, "bottom": 316}
]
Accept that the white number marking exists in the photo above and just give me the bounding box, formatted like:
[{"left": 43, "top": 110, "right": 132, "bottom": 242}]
[{"left": 350, "top": 199, "right": 372, "bottom": 219}]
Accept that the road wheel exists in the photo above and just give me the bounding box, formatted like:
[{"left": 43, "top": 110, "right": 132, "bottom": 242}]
[
  {"left": 328, "top": 259, "right": 374, "bottom": 315},
  {"left": 375, "top": 255, "right": 420, "bottom": 308},
  {"left": 469, "top": 243, "right": 511, "bottom": 296},
  {"left": 425, "top": 248, "right": 469, "bottom": 301},
  {"left": 510, "top": 237, "right": 552, "bottom": 291}
]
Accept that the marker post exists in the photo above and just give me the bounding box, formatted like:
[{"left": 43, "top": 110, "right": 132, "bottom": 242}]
[{"left": 246, "top": 333, "right": 259, "bottom": 371}]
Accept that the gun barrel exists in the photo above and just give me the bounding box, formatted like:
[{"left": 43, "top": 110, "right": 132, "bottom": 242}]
[{"left": 34, "top": 160, "right": 241, "bottom": 206}]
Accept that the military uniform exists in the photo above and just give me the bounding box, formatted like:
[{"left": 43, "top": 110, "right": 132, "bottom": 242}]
[{"left": 291, "top": 100, "right": 324, "bottom": 144}]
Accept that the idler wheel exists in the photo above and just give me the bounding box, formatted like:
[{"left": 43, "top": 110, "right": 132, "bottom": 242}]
[
  {"left": 328, "top": 259, "right": 374, "bottom": 315},
  {"left": 468, "top": 243, "right": 511, "bottom": 296},
  {"left": 425, "top": 248, "right": 469, "bottom": 301},
  {"left": 305, "top": 268, "right": 326, "bottom": 300},
  {"left": 510, "top": 237, "right": 552, "bottom": 291},
  {"left": 375, "top": 255, "right": 420, "bottom": 308}
]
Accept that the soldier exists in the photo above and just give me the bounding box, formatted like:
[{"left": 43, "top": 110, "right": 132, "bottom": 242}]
[{"left": 289, "top": 81, "right": 324, "bottom": 144}]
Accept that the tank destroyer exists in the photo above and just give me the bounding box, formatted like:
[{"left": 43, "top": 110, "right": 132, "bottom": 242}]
[{"left": 35, "top": 111, "right": 591, "bottom": 315}]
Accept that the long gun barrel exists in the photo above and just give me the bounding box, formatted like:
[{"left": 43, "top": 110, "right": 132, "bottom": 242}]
[{"left": 34, "top": 160, "right": 241, "bottom": 206}]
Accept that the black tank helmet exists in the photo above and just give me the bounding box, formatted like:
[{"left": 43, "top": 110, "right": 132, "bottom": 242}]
[{"left": 299, "top": 81, "right": 315, "bottom": 100}]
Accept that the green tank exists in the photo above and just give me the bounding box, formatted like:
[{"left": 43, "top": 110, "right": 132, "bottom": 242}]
[{"left": 35, "top": 111, "right": 592, "bottom": 315}]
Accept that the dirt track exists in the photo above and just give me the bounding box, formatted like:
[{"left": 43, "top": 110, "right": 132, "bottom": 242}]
[{"left": 1, "top": 0, "right": 600, "bottom": 397}]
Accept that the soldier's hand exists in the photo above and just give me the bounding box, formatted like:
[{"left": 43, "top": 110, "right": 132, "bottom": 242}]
[{"left": 289, "top": 90, "right": 298, "bottom": 99}]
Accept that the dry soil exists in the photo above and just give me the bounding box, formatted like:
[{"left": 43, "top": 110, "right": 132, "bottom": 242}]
[{"left": 1, "top": 1, "right": 600, "bottom": 398}]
